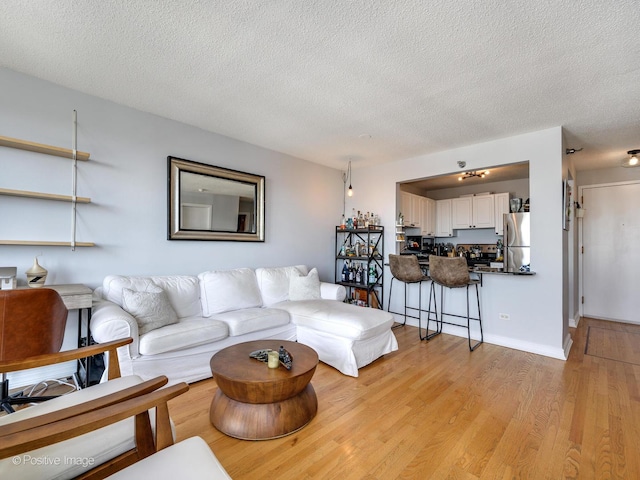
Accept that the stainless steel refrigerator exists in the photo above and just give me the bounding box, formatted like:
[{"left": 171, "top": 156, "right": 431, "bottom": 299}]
[{"left": 504, "top": 212, "right": 531, "bottom": 273}]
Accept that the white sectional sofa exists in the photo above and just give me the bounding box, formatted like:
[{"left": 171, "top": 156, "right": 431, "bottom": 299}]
[{"left": 91, "top": 265, "right": 398, "bottom": 384}]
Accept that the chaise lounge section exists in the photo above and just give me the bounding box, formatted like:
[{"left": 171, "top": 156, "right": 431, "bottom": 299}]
[{"left": 91, "top": 265, "right": 397, "bottom": 384}]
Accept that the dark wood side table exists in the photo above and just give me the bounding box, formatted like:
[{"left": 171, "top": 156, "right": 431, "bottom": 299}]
[{"left": 209, "top": 340, "right": 318, "bottom": 440}]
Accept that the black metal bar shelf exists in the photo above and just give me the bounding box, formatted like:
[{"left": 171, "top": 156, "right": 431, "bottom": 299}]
[{"left": 335, "top": 225, "right": 384, "bottom": 309}]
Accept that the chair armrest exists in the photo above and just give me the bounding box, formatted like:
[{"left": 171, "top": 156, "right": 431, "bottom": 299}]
[
  {"left": 320, "top": 282, "right": 347, "bottom": 301},
  {"left": 0, "top": 376, "right": 168, "bottom": 436},
  {"left": 0, "top": 338, "right": 133, "bottom": 380},
  {"left": 0, "top": 381, "right": 189, "bottom": 472}
]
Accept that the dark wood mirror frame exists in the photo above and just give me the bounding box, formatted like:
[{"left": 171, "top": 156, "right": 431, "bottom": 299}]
[{"left": 168, "top": 156, "right": 265, "bottom": 242}]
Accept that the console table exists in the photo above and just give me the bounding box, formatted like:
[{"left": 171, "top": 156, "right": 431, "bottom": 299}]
[{"left": 46, "top": 284, "right": 93, "bottom": 387}]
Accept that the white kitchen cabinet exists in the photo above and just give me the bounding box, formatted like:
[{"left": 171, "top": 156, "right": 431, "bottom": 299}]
[
  {"left": 435, "top": 199, "right": 453, "bottom": 237},
  {"left": 493, "top": 192, "right": 510, "bottom": 235},
  {"left": 410, "top": 195, "right": 422, "bottom": 228},
  {"left": 400, "top": 192, "right": 421, "bottom": 227},
  {"left": 451, "top": 197, "right": 472, "bottom": 229},
  {"left": 451, "top": 195, "right": 495, "bottom": 229},
  {"left": 473, "top": 195, "right": 495, "bottom": 228},
  {"left": 421, "top": 197, "right": 436, "bottom": 236}
]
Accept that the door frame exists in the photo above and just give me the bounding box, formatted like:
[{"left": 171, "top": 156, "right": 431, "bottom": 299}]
[{"left": 578, "top": 180, "right": 640, "bottom": 319}]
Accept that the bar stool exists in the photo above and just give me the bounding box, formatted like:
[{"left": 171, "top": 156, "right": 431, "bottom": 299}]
[
  {"left": 387, "top": 254, "right": 433, "bottom": 334},
  {"left": 427, "top": 255, "right": 483, "bottom": 351}
]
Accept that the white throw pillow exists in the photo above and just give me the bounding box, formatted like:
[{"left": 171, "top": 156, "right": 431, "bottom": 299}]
[
  {"left": 198, "top": 268, "right": 263, "bottom": 316},
  {"left": 289, "top": 268, "right": 321, "bottom": 301},
  {"left": 121, "top": 286, "right": 179, "bottom": 335}
]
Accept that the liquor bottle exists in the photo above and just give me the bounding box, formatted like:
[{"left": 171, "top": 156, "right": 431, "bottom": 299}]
[
  {"left": 348, "top": 262, "right": 355, "bottom": 282},
  {"left": 355, "top": 263, "right": 362, "bottom": 284},
  {"left": 364, "top": 212, "right": 370, "bottom": 228},
  {"left": 369, "top": 265, "right": 377, "bottom": 284},
  {"left": 341, "top": 262, "right": 349, "bottom": 282},
  {"left": 340, "top": 214, "right": 346, "bottom": 229}
]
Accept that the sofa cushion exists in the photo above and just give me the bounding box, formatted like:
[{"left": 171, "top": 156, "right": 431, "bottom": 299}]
[
  {"left": 211, "top": 307, "right": 291, "bottom": 336},
  {"left": 255, "top": 265, "right": 308, "bottom": 307},
  {"left": 122, "top": 287, "right": 179, "bottom": 335},
  {"left": 289, "top": 268, "right": 321, "bottom": 301},
  {"left": 102, "top": 275, "right": 201, "bottom": 319},
  {"left": 198, "top": 268, "right": 263, "bottom": 316},
  {"left": 275, "top": 299, "right": 394, "bottom": 341},
  {"left": 139, "top": 317, "right": 229, "bottom": 356}
]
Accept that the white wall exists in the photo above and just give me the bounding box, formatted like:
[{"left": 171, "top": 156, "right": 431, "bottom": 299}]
[
  {"left": 348, "top": 127, "right": 567, "bottom": 359},
  {"left": 1, "top": 66, "right": 570, "bottom": 378},
  {"left": 0, "top": 67, "right": 343, "bottom": 287},
  {"left": 0, "top": 67, "right": 344, "bottom": 385}
]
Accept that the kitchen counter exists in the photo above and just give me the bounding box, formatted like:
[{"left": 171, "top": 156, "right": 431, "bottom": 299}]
[{"left": 411, "top": 259, "right": 536, "bottom": 276}]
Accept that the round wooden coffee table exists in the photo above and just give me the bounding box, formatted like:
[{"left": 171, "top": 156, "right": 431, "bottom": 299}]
[{"left": 209, "top": 340, "right": 318, "bottom": 440}]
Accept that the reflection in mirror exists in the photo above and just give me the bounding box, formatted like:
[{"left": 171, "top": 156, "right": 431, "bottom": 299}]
[{"left": 168, "top": 157, "right": 265, "bottom": 241}]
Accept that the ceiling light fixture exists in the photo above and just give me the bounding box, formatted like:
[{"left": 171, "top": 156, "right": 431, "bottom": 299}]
[
  {"left": 621, "top": 149, "right": 640, "bottom": 168},
  {"left": 458, "top": 170, "right": 490, "bottom": 181}
]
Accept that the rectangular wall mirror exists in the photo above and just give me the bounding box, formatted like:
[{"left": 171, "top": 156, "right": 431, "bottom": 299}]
[{"left": 168, "top": 156, "right": 265, "bottom": 241}]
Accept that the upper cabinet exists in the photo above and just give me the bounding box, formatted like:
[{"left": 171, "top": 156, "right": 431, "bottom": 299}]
[
  {"left": 493, "top": 192, "right": 511, "bottom": 235},
  {"left": 400, "top": 191, "right": 422, "bottom": 227},
  {"left": 421, "top": 197, "right": 436, "bottom": 237},
  {"left": 435, "top": 199, "right": 453, "bottom": 237},
  {"left": 451, "top": 195, "right": 495, "bottom": 229}
]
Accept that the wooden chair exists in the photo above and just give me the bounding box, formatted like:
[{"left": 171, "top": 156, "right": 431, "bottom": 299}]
[
  {"left": 0, "top": 377, "right": 232, "bottom": 479},
  {"left": 0, "top": 288, "right": 132, "bottom": 413}
]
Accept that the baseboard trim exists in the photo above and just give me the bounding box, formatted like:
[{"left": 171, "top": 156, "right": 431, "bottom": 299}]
[
  {"left": 563, "top": 333, "right": 574, "bottom": 359},
  {"left": 398, "top": 315, "right": 567, "bottom": 361},
  {"left": 569, "top": 312, "right": 580, "bottom": 328}
]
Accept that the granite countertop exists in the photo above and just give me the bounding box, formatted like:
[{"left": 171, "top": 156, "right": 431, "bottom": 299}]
[{"left": 414, "top": 260, "right": 536, "bottom": 276}]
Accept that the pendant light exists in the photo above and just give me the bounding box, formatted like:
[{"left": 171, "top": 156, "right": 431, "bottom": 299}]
[
  {"left": 621, "top": 149, "right": 640, "bottom": 168},
  {"left": 347, "top": 160, "right": 353, "bottom": 196}
]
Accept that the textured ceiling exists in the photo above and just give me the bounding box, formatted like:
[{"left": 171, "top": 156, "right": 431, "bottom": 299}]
[{"left": 1, "top": 1, "right": 639, "bottom": 172}]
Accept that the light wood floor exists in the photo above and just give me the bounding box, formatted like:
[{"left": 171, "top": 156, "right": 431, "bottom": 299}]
[{"left": 168, "top": 318, "right": 640, "bottom": 479}]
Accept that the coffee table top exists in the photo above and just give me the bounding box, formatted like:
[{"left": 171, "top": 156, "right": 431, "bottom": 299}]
[{"left": 210, "top": 340, "right": 318, "bottom": 404}]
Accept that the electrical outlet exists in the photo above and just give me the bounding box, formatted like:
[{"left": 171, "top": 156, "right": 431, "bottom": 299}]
[{"left": 499, "top": 313, "right": 510, "bottom": 320}]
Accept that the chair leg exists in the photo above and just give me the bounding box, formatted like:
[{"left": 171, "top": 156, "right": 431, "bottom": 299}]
[
  {"left": 389, "top": 277, "right": 407, "bottom": 328},
  {"left": 467, "top": 283, "right": 483, "bottom": 351},
  {"left": 420, "top": 281, "right": 441, "bottom": 341},
  {"left": 1, "top": 376, "right": 16, "bottom": 414}
]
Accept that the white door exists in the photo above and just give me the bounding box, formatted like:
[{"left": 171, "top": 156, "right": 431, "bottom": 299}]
[{"left": 581, "top": 181, "right": 640, "bottom": 323}]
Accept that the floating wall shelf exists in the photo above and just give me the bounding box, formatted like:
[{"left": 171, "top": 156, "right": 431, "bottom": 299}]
[
  {"left": 0, "top": 135, "right": 90, "bottom": 161},
  {"left": 0, "top": 187, "right": 91, "bottom": 203},
  {"left": 0, "top": 112, "right": 94, "bottom": 248},
  {"left": 0, "top": 240, "right": 95, "bottom": 247}
]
